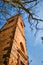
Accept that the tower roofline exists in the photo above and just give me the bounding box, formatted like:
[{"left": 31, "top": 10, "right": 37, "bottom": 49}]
[{"left": 0, "top": 14, "right": 20, "bottom": 31}]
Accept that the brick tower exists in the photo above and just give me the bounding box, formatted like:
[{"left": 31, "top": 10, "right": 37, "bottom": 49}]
[{"left": 0, "top": 14, "right": 28, "bottom": 65}]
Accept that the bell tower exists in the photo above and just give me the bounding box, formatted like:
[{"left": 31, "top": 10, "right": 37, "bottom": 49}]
[{"left": 0, "top": 14, "right": 28, "bottom": 65}]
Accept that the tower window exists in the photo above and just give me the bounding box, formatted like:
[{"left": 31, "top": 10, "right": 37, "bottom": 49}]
[
  {"left": 20, "top": 61, "right": 25, "bottom": 65},
  {"left": 21, "top": 22, "right": 23, "bottom": 28},
  {"left": 20, "top": 42, "right": 24, "bottom": 52}
]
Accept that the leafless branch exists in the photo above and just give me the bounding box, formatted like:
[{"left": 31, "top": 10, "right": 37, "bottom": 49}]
[
  {"left": 21, "top": 0, "right": 37, "bottom": 4},
  {"left": 0, "top": 0, "right": 43, "bottom": 33}
]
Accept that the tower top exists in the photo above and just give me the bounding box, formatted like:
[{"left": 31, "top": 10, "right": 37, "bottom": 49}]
[{"left": 0, "top": 14, "right": 24, "bottom": 32}]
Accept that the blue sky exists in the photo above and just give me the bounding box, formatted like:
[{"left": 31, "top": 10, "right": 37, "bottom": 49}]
[
  {"left": 0, "top": 0, "right": 43, "bottom": 65},
  {"left": 24, "top": 1, "right": 43, "bottom": 65}
]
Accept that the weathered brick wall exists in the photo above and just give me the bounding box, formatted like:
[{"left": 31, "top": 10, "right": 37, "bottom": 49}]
[{"left": 0, "top": 14, "right": 28, "bottom": 65}]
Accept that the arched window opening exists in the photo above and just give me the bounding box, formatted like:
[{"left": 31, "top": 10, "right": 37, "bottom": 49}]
[
  {"left": 20, "top": 42, "right": 24, "bottom": 52},
  {"left": 20, "top": 22, "right": 23, "bottom": 28}
]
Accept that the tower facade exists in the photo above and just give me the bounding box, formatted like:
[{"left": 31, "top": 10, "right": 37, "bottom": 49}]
[{"left": 0, "top": 14, "right": 28, "bottom": 65}]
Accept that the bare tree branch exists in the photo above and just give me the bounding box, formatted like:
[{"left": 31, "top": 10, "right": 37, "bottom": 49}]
[
  {"left": 3, "top": 0, "right": 43, "bottom": 22},
  {"left": 0, "top": 0, "right": 43, "bottom": 34},
  {"left": 21, "top": 0, "right": 37, "bottom": 4}
]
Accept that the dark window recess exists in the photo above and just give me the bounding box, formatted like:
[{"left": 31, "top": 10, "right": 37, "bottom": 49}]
[
  {"left": 20, "top": 42, "right": 24, "bottom": 52},
  {"left": 21, "top": 22, "right": 23, "bottom": 28},
  {"left": 20, "top": 61, "right": 25, "bottom": 65}
]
